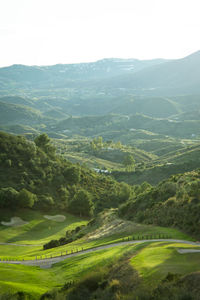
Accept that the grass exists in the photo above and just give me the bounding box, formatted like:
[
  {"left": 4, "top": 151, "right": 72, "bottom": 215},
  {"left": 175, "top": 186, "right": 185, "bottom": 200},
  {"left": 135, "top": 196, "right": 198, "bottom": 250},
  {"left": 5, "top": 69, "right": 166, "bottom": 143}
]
[
  {"left": 0, "top": 209, "right": 193, "bottom": 260},
  {"left": 1, "top": 241, "right": 200, "bottom": 297},
  {"left": 0, "top": 209, "right": 88, "bottom": 245},
  {"left": 0, "top": 244, "right": 137, "bottom": 297},
  {"left": 0, "top": 264, "right": 57, "bottom": 297},
  {"left": 130, "top": 242, "right": 200, "bottom": 287},
  {"left": 0, "top": 209, "right": 198, "bottom": 298}
]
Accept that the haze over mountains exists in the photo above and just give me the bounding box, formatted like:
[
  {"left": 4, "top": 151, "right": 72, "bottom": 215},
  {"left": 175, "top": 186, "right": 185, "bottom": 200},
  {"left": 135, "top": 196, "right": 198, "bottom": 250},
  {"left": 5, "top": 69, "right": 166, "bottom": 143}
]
[
  {"left": 0, "top": 57, "right": 167, "bottom": 89},
  {"left": 0, "top": 50, "right": 200, "bottom": 141},
  {"left": 0, "top": 51, "right": 200, "bottom": 95}
]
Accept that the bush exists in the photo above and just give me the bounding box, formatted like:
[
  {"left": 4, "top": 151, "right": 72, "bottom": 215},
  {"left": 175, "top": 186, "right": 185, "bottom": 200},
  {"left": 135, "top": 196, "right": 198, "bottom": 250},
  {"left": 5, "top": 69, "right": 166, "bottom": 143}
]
[{"left": 43, "top": 239, "right": 60, "bottom": 250}]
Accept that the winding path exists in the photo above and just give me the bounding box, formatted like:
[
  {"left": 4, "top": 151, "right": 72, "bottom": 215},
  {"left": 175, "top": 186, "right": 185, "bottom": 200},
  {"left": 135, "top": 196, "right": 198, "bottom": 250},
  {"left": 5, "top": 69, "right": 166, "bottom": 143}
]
[{"left": 0, "top": 239, "right": 200, "bottom": 268}]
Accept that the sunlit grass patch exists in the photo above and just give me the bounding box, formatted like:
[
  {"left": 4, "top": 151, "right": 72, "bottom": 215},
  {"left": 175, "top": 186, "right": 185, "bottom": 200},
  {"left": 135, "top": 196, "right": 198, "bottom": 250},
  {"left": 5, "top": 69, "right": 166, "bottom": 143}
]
[
  {"left": 0, "top": 244, "right": 138, "bottom": 297},
  {"left": 130, "top": 242, "right": 200, "bottom": 286},
  {"left": 0, "top": 209, "right": 88, "bottom": 245}
]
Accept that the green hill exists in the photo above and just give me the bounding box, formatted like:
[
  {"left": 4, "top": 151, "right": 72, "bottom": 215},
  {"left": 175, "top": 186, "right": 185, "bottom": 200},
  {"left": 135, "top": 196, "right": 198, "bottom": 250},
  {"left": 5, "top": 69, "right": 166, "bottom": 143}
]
[
  {"left": 52, "top": 113, "right": 200, "bottom": 139},
  {"left": 98, "top": 51, "right": 200, "bottom": 95},
  {"left": 119, "top": 169, "right": 200, "bottom": 237},
  {"left": 0, "top": 131, "right": 132, "bottom": 214},
  {"left": 113, "top": 143, "right": 200, "bottom": 185},
  {"left": 0, "top": 101, "right": 45, "bottom": 125}
]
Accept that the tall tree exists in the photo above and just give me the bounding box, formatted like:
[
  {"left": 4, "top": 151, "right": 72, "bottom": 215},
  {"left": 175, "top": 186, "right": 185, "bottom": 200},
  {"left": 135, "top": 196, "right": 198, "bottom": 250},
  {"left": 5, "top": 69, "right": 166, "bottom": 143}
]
[
  {"left": 68, "top": 189, "right": 94, "bottom": 217},
  {"left": 123, "top": 154, "right": 135, "bottom": 171}
]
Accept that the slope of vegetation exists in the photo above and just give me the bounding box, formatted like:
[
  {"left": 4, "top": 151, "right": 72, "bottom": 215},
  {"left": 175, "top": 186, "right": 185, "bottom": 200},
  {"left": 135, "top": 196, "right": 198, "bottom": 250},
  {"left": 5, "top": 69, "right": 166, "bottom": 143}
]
[
  {"left": 0, "top": 131, "right": 136, "bottom": 216},
  {"left": 0, "top": 102, "right": 45, "bottom": 125},
  {"left": 119, "top": 170, "right": 200, "bottom": 237}
]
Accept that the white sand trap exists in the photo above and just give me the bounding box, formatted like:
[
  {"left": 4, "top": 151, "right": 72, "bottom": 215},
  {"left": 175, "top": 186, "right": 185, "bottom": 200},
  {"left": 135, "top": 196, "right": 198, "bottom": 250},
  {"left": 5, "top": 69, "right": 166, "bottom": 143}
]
[
  {"left": 1, "top": 217, "right": 28, "bottom": 227},
  {"left": 44, "top": 215, "right": 66, "bottom": 222},
  {"left": 177, "top": 249, "right": 200, "bottom": 254}
]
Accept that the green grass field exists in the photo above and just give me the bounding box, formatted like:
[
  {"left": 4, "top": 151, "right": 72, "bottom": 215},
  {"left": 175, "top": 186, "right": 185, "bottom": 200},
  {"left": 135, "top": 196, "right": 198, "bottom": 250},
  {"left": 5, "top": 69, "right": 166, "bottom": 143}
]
[
  {"left": 0, "top": 245, "right": 136, "bottom": 297},
  {"left": 0, "top": 209, "right": 199, "bottom": 298},
  {"left": 131, "top": 242, "right": 200, "bottom": 287},
  {"left": 0, "top": 209, "right": 88, "bottom": 245}
]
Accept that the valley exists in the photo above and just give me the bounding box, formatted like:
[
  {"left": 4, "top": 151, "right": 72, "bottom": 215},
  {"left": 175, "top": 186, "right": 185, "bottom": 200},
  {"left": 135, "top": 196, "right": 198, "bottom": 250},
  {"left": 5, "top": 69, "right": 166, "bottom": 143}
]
[{"left": 0, "top": 51, "right": 200, "bottom": 299}]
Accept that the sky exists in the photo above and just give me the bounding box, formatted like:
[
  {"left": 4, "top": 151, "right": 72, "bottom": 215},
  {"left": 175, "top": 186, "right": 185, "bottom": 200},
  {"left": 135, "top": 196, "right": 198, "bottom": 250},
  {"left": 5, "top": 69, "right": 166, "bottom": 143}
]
[{"left": 0, "top": 0, "right": 200, "bottom": 67}]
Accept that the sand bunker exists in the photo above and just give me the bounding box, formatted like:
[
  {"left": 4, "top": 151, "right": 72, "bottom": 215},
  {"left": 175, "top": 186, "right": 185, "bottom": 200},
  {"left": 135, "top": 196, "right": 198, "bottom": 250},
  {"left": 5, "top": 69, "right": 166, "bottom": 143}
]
[
  {"left": 177, "top": 249, "right": 200, "bottom": 254},
  {"left": 1, "top": 217, "right": 28, "bottom": 227},
  {"left": 44, "top": 215, "right": 66, "bottom": 222}
]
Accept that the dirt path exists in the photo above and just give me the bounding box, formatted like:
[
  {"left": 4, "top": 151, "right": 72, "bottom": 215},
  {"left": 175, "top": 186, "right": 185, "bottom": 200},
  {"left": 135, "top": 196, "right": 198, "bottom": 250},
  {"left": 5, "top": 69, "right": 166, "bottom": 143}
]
[{"left": 0, "top": 239, "right": 200, "bottom": 268}]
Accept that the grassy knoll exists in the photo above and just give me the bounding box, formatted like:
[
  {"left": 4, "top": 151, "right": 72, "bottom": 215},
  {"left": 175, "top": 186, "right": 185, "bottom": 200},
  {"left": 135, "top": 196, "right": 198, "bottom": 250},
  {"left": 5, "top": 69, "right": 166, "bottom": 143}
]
[
  {"left": 0, "top": 208, "right": 193, "bottom": 260},
  {"left": 0, "top": 221, "right": 193, "bottom": 261},
  {"left": 131, "top": 242, "right": 200, "bottom": 287},
  {"left": 0, "top": 209, "right": 88, "bottom": 245},
  {"left": 1, "top": 242, "right": 200, "bottom": 298},
  {"left": 0, "top": 244, "right": 137, "bottom": 298},
  {"left": 0, "top": 209, "right": 198, "bottom": 298}
]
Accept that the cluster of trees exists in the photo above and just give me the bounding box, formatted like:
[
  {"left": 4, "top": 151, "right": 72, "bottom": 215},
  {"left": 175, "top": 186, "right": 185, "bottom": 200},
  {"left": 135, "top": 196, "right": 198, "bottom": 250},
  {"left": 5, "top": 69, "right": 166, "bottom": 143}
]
[
  {"left": 43, "top": 225, "right": 86, "bottom": 250},
  {"left": 0, "top": 187, "right": 37, "bottom": 209},
  {"left": 90, "top": 136, "right": 122, "bottom": 152},
  {"left": 119, "top": 170, "right": 200, "bottom": 237},
  {"left": 0, "top": 131, "right": 133, "bottom": 215}
]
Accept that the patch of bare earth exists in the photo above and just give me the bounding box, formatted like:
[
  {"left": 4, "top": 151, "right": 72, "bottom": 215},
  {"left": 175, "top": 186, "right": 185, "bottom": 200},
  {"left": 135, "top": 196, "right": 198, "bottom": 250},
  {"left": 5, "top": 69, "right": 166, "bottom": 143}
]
[{"left": 87, "top": 209, "right": 143, "bottom": 240}]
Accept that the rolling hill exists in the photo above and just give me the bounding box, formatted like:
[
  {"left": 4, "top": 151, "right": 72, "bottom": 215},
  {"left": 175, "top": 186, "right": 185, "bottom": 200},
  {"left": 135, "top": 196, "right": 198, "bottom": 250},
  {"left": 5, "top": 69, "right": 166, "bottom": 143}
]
[{"left": 98, "top": 50, "right": 200, "bottom": 95}]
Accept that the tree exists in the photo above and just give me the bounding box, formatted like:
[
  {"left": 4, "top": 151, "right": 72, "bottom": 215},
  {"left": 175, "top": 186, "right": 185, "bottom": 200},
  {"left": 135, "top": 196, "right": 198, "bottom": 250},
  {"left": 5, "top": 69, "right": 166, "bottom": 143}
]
[
  {"left": 18, "top": 188, "right": 37, "bottom": 208},
  {"left": 0, "top": 187, "right": 19, "bottom": 208},
  {"left": 68, "top": 189, "right": 94, "bottom": 217},
  {"left": 57, "top": 186, "right": 70, "bottom": 209},
  {"left": 37, "top": 194, "right": 54, "bottom": 209},
  {"left": 34, "top": 134, "right": 55, "bottom": 155},
  {"left": 123, "top": 154, "right": 135, "bottom": 171},
  {"left": 63, "top": 166, "right": 81, "bottom": 184}
]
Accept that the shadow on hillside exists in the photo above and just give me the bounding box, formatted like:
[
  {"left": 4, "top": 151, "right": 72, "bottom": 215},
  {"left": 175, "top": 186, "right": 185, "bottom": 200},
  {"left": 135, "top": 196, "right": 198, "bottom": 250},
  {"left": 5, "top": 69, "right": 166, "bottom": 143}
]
[{"left": 7, "top": 219, "right": 80, "bottom": 244}]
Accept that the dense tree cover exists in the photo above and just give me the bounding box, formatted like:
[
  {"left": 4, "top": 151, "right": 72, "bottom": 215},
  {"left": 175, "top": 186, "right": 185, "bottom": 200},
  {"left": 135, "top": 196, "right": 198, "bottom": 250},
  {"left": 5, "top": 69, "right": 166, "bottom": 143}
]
[
  {"left": 0, "top": 131, "right": 132, "bottom": 213},
  {"left": 119, "top": 170, "right": 200, "bottom": 237},
  {"left": 68, "top": 189, "right": 94, "bottom": 217}
]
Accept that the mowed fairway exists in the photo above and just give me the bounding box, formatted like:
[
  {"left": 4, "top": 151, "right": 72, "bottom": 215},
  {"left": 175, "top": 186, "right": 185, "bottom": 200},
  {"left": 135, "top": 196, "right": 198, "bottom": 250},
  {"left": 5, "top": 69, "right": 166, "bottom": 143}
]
[
  {"left": 0, "top": 209, "right": 88, "bottom": 245},
  {"left": 0, "top": 244, "right": 137, "bottom": 297},
  {"left": 131, "top": 242, "right": 200, "bottom": 286},
  {"left": 0, "top": 209, "right": 199, "bottom": 298}
]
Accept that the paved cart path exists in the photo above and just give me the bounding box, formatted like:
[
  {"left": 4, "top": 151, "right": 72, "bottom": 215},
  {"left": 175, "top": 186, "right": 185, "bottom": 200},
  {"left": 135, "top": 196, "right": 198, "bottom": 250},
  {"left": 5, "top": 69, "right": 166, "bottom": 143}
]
[{"left": 0, "top": 239, "right": 200, "bottom": 268}]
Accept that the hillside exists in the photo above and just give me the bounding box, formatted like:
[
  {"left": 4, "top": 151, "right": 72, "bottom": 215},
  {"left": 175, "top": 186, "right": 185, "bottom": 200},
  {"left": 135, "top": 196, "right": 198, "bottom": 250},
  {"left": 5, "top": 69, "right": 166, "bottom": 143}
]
[
  {"left": 0, "top": 58, "right": 167, "bottom": 91},
  {"left": 0, "top": 131, "right": 200, "bottom": 300},
  {"left": 0, "top": 101, "right": 45, "bottom": 125},
  {"left": 0, "top": 131, "right": 133, "bottom": 214},
  {"left": 112, "top": 143, "right": 200, "bottom": 185},
  {"left": 1, "top": 52, "right": 200, "bottom": 97},
  {"left": 0, "top": 51, "right": 200, "bottom": 300},
  {"left": 98, "top": 51, "right": 200, "bottom": 95},
  {"left": 51, "top": 113, "right": 200, "bottom": 139},
  {"left": 119, "top": 169, "right": 200, "bottom": 237}
]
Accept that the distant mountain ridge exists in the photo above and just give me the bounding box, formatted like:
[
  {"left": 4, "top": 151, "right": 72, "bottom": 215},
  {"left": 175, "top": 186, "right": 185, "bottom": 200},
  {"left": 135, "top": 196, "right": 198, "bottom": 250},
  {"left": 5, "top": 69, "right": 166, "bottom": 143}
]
[
  {"left": 99, "top": 51, "right": 200, "bottom": 95},
  {"left": 0, "top": 57, "right": 168, "bottom": 90},
  {"left": 0, "top": 51, "right": 199, "bottom": 96}
]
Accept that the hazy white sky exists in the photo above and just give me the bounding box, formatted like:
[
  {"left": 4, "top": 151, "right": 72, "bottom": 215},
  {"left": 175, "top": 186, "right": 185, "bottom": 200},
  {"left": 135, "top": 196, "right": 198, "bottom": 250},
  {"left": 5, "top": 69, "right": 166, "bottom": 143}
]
[{"left": 0, "top": 0, "right": 200, "bottom": 67}]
